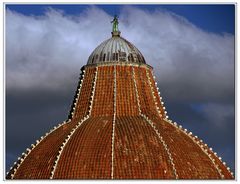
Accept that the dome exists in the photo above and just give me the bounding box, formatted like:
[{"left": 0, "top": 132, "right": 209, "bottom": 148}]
[
  {"left": 6, "top": 16, "right": 234, "bottom": 180},
  {"left": 87, "top": 34, "right": 146, "bottom": 65}
]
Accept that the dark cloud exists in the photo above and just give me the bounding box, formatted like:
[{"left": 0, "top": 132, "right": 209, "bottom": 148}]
[
  {"left": 6, "top": 6, "right": 235, "bottom": 174},
  {"left": 6, "top": 88, "right": 76, "bottom": 170},
  {"left": 165, "top": 101, "right": 235, "bottom": 170}
]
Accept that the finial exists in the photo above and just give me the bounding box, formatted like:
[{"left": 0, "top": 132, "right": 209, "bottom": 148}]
[{"left": 111, "top": 15, "right": 121, "bottom": 37}]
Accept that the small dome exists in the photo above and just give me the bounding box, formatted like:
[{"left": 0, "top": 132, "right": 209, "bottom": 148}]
[
  {"left": 87, "top": 35, "right": 146, "bottom": 65},
  {"left": 87, "top": 15, "right": 145, "bottom": 65}
]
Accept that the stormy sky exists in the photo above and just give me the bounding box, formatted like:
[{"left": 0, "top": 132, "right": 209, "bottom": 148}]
[{"left": 5, "top": 4, "right": 235, "bottom": 174}]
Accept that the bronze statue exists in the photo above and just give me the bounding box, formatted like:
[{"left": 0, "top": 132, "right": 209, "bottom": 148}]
[{"left": 111, "top": 15, "right": 119, "bottom": 32}]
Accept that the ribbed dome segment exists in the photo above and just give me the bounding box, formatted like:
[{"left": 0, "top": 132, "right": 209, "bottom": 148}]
[{"left": 87, "top": 36, "right": 146, "bottom": 65}]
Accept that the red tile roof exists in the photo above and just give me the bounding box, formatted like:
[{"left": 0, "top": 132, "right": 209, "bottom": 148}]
[{"left": 7, "top": 64, "right": 233, "bottom": 179}]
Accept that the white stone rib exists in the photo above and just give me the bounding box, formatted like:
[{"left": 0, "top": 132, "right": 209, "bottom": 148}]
[
  {"left": 141, "top": 114, "right": 179, "bottom": 179},
  {"left": 88, "top": 67, "right": 98, "bottom": 116},
  {"left": 49, "top": 117, "right": 89, "bottom": 179},
  {"left": 132, "top": 66, "right": 178, "bottom": 179},
  {"left": 71, "top": 69, "right": 86, "bottom": 118},
  {"left": 9, "top": 120, "right": 69, "bottom": 179},
  {"left": 164, "top": 119, "right": 229, "bottom": 179},
  {"left": 111, "top": 65, "right": 117, "bottom": 179},
  {"left": 146, "top": 70, "right": 163, "bottom": 118},
  {"left": 49, "top": 67, "right": 98, "bottom": 179},
  {"left": 131, "top": 67, "right": 141, "bottom": 114},
  {"left": 151, "top": 73, "right": 169, "bottom": 119}
]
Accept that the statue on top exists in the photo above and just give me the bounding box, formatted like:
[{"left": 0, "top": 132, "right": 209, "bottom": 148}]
[{"left": 111, "top": 15, "right": 119, "bottom": 32}]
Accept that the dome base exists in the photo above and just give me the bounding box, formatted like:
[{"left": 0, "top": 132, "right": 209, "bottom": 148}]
[{"left": 111, "top": 31, "right": 121, "bottom": 37}]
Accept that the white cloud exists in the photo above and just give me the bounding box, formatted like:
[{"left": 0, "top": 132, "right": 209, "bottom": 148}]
[
  {"left": 119, "top": 7, "right": 234, "bottom": 102},
  {"left": 6, "top": 6, "right": 234, "bottom": 102},
  {"left": 6, "top": 7, "right": 111, "bottom": 91}
]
